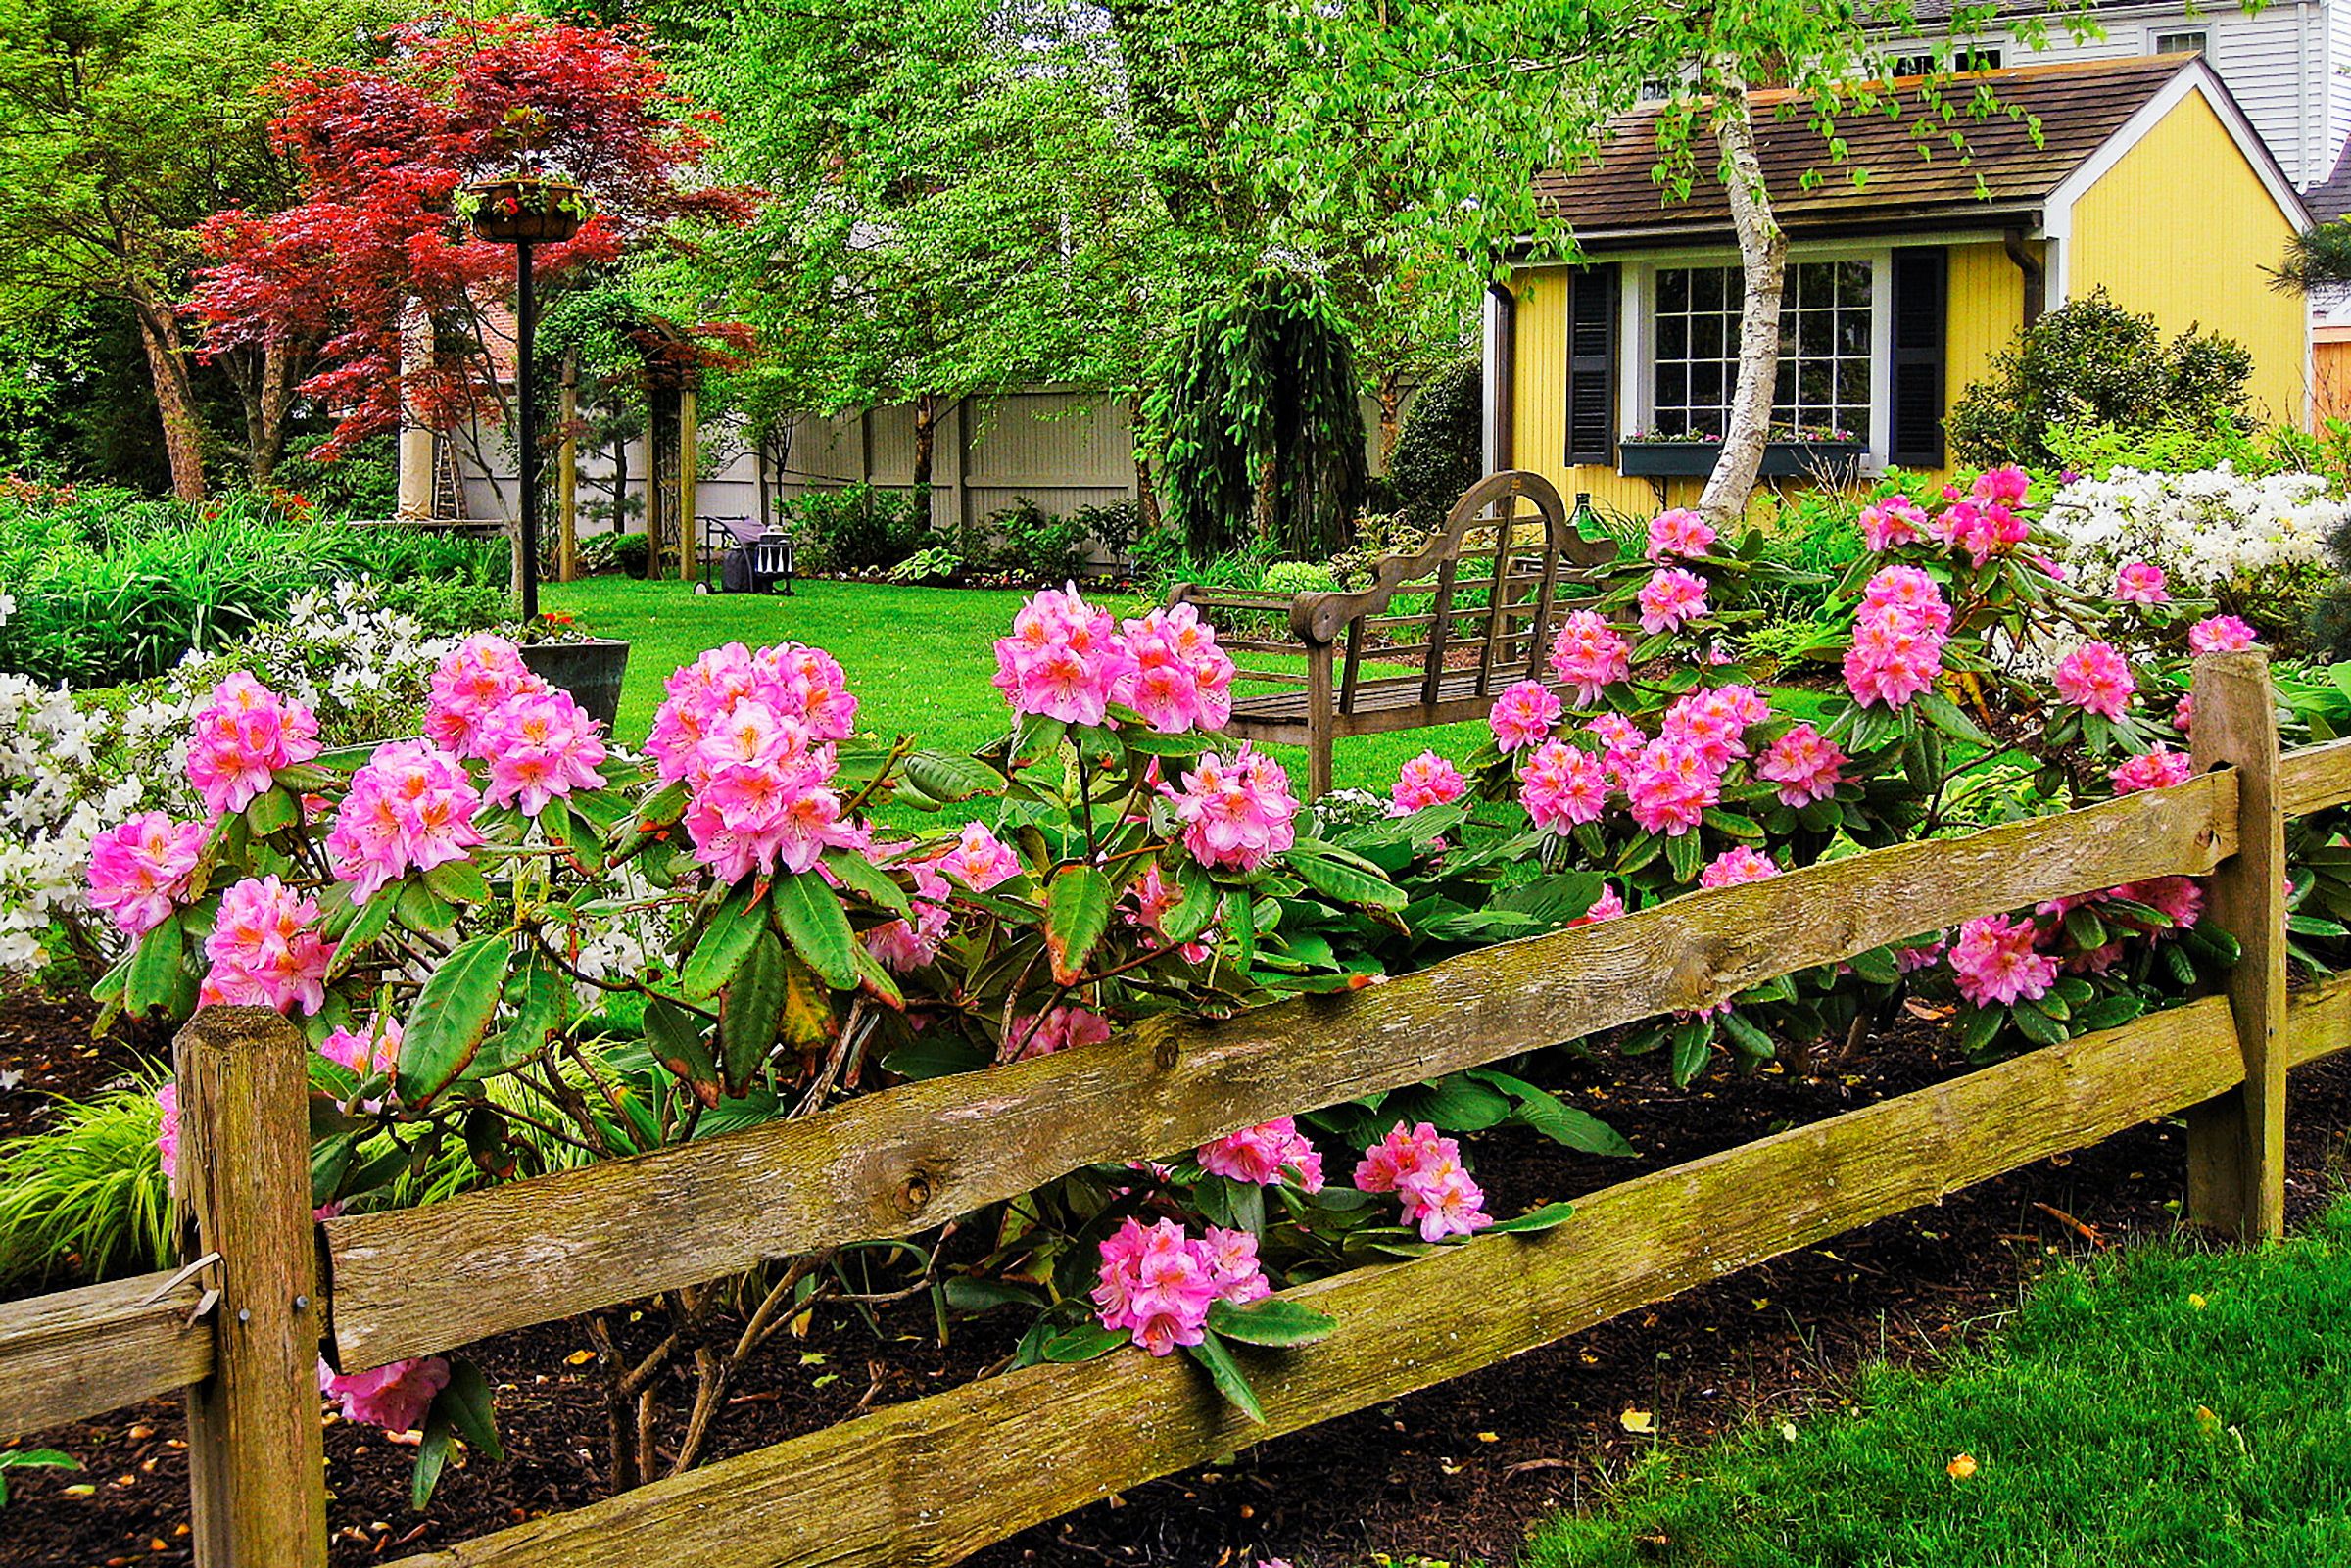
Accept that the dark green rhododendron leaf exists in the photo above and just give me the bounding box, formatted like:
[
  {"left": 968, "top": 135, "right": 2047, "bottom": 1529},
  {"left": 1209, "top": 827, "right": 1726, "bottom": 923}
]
[
  {"left": 397, "top": 936, "right": 510, "bottom": 1108},
  {"left": 645, "top": 995, "right": 719, "bottom": 1107},
  {"left": 1186, "top": 1332, "right": 1267, "bottom": 1423},
  {"left": 770, "top": 869, "right": 858, "bottom": 989},
  {"left": 1206, "top": 1296, "right": 1336, "bottom": 1346},
  {"left": 719, "top": 929, "right": 789, "bottom": 1096},
  {"left": 1045, "top": 865, "right": 1113, "bottom": 984}
]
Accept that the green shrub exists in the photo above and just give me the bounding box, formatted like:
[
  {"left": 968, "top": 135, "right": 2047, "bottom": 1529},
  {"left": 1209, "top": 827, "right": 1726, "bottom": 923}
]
[
  {"left": 0, "top": 1077, "right": 173, "bottom": 1287},
  {"left": 965, "top": 497, "right": 1092, "bottom": 582},
  {"left": 1387, "top": 357, "right": 1482, "bottom": 532},
  {"left": 378, "top": 577, "right": 514, "bottom": 635},
  {"left": 1069, "top": 499, "right": 1143, "bottom": 563},
  {"left": 2045, "top": 419, "right": 2351, "bottom": 490},
  {"left": 1948, "top": 288, "right": 2253, "bottom": 469},
  {"left": 785, "top": 483, "right": 932, "bottom": 573},
  {"left": 1262, "top": 558, "right": 1338, "bottom": 595}
]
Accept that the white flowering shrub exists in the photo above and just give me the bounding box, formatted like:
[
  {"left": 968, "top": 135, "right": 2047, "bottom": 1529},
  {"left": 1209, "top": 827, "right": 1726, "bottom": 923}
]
[
  {"left": 2041, "top": 464, "right": 2342, "bottom": 636},
  {"left": 0, "top": 582, "right": 465, "bottom": 972}
]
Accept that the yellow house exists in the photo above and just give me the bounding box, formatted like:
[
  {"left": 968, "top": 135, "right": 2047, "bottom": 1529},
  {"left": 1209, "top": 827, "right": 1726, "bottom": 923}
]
[{"left": 1485, "top": 55, "right": 2312, "bottom": 517}]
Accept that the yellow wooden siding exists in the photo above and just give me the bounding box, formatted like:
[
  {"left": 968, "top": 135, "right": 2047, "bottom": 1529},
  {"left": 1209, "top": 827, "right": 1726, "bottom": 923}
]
[
  {"left": 1945, "top": 241, "right": 2024, "bottom": 428},
  {"left": 2066, "top": 91, "right": 2308, "bottom": 428}
]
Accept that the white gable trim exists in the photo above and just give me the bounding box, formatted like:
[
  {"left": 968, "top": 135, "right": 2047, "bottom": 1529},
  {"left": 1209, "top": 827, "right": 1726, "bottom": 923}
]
[{"left": 2042, "top": 60, "right": 2312, "bottom": 307}]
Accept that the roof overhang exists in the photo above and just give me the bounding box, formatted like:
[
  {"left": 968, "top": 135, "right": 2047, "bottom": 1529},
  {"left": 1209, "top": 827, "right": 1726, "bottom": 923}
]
[{"left": 1513, "top": 205, "right": 2049, "bottom": 261}]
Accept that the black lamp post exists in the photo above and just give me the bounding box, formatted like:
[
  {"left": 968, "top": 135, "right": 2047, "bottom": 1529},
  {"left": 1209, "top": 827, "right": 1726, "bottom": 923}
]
[{"left": 464, "top": 175, "right": 585, "bottom": 622}]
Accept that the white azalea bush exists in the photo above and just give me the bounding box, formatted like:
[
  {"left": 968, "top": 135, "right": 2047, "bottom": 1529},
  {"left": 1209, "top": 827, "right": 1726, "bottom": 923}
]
[
  {"left": 0, "top": 583, "right": 467, "bottom": 972},
  {"left": 2041, "top": 463, "right": 2342, "bottom": 640}
]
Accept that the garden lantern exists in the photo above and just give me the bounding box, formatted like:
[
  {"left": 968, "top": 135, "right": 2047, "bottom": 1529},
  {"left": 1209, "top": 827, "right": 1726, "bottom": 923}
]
[{"left": 463, "top": 175, "right": 587, "bottom": 621}]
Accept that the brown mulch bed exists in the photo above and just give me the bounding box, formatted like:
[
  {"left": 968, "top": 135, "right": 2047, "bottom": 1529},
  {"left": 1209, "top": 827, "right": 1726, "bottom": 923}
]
[{"left": 6, "top": 999, "right": 2348, "bottom": 1568}]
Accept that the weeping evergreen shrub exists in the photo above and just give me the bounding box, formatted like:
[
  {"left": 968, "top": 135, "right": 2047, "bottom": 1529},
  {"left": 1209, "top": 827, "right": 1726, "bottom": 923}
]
[{"left": 1151, "top": 271, "right": 1367, "bottom": 559}]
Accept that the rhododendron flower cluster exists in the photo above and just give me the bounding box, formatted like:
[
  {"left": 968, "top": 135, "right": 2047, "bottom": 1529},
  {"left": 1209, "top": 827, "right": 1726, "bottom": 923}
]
[
  {"left": 2051, "top": 642, "right": 2135, "bottom": 721},
  {"left": 1092, "top": 1216, "right": 1270, "bottom": 1354},
  {"left": 1354, "top": 1121, "right": 1492, "bottom": 1242},
  {"left": 1860, "top": 496, "right": 1930, "bottom": 551},
  {"left": 1548, "top": 611, "right": 1631, "bottom": 706},
  {"left": 1698, "top": 846, "right": 1780, "bottom": 888},
  {"left": 1118, "top": 603, "right": 1238, "bottom": 734},
  {"left": 320, "top": 1354, "right": 450, "bottom": 1434},
  {"left": 2188, "top": 615, "right": 2259, "bottom": 655},
  {"left": 1007, "top": 1003, "right": 1114, "bottom": 1061},
  {"left": 1125, "top": 862, "right": 1213, "bottom": 964},
  {"left": 1389, "top": 750, "right": 1467, "bottom": 816},
  {"left": 1948, "top": 915, "right": 2059, "bottom": 1008},
  {"left": 2113, "top": 561, "right": 2170, "bottom": 604},
  {"left": 1933, "top": 489, "right": 2030, "bottom": 565},
  {"left": 936, "top": 821, "right": 1022, "bottom": 890},
  {"left": 185, "top": 674, "right": 321, "bottom": 817},
  {"left": 862, "top": 851, "right": 954, "bottom": 972},
  {"left": 326, "top": 739, "right": 486, "bottom": 903},
  {"left": 478, "top": 689, "right": 607, "bottom": 814},
  {"left": 2112, "top": 749, "right": 2193, "bottom": 795},
  {"left": 1171, "top": 746, "right": 1299, "bottom": 871},
  {"left": 1637, "top": 568, "right": 1709, "bottom": 634},
  {"left": 86, "top": 812, "right": 206, "bottom": 937},
  {"left": 425, "top": 635, "right": 551, "bottom": 757},
  {"left": 1757, "top": 724, "right": 1847, "bottom": 807},
  {"left": 318, "top": 1018, "right": 403, "bottom": 1079},
  {"left": 201, "top": 875, "right": 332, "bottom": 1014},
  {"left": 1845, "top": 566, "right": 1950, "bottom": 710},
  {"left": 1623, "top": 736, "right": 1721, "bottom": 836},
  {"left": 1661, "top": 684, "right": 1769, "bottom": 769},
  {"left": 1518, "top": 738, "right": 1609, "bottom": 832},
  {"left": 1488, "top": 679, "right": 1562, "bottom": 753},
  {"left": 1645, "top": 508, "right": 1715, "bottom": 561},
  {"left": 1570, "top": 884, "right": 1629, "bottom": 927},
  {"left": 1196, "top": 1117, "right": 1325, "bottom": 1191},
  {"left": 991, "top": 586, "right": 1135, "bottom": 727}
]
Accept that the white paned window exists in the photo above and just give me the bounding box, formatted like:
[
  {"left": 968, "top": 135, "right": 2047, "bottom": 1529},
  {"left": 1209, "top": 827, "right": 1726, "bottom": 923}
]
[{"left": 1648, "top": 260, "right": 1875, "bottom": 441}]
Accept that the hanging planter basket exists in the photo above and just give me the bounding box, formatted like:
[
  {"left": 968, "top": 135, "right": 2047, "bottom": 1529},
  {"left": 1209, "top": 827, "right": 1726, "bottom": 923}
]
[{"left": 460, "top": 176, "right": 590, "bottom": 245}]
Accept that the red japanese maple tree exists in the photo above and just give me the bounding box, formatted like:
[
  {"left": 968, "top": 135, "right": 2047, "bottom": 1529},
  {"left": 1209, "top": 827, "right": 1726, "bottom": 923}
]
[{"left": 190, "top": 14, "right": 752, "bottom": 460}]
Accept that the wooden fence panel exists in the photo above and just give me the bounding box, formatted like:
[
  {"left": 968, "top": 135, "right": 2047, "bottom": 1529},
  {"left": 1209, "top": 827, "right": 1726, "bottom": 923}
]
[
  {"left": 391, "top": 996, "right": 2242, "bottom": 1568},
  {"left": 324, "top": 774, "right": 2238, "bottom": 1369},
  {"left": 2278, "top": 734, "right": 2351, "bottom": 818},
  {"left": 0, "top": 1270, "right": 213, "bottom": 1438}
]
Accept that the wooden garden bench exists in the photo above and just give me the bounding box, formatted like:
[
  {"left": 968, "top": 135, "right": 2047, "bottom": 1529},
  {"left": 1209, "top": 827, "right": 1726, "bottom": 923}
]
[{"left": 1167, "top": 470, "right": 1616, "bottom": 796}]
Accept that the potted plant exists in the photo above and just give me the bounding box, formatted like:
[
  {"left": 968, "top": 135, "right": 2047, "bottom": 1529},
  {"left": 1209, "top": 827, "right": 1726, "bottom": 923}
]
[
  {"left": 514, "top": 612, "right": 630, "bottom": 731},
  {"left": 456, "top": 174, "right": 592, "bottom": 245},
  {"left": 1615, "top": 425, "right": 1868, "bottom": 479}
]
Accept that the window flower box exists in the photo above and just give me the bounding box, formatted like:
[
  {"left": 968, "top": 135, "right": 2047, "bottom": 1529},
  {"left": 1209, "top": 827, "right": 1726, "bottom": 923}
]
[{"left": 1616, "top": 437, "right": 1868, "bottom": 480}]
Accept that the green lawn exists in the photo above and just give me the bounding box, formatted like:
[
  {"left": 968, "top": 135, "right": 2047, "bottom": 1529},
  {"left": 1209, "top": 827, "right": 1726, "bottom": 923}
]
[
  {"left": 1525, "top": 1197, "right": 2351, "bottom": 1568},
  {"left": 542, "top": 576, "right": 1488, "bottom": 798}
]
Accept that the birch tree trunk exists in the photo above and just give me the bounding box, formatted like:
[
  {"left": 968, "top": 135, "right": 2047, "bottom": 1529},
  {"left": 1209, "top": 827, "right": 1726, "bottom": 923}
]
[{"left": 1697, "top": 62, "right": 1788, "bottom": 528}]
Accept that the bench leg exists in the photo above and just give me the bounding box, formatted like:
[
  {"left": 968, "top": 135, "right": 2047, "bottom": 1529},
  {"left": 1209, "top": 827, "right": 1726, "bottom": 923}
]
[{"left": 1305, "top": 644, "right": 1336, "bottom": 800}]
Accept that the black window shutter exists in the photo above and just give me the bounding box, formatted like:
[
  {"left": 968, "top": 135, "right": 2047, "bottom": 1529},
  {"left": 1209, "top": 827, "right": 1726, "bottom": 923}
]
[
  {"left": 1890, "top": 247, "right": 1947, "bottom": 469},
  {"left": 1565, "top": 263, "right": 1618, "bottom": 466}
]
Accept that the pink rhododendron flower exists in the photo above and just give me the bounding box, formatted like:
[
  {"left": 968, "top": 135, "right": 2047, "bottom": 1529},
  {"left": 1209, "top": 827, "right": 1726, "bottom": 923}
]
[
  {"left": 938, "top": 821, "right": 1022, "bottom": 890},
  {"left": 1645, "top": 508, "right": 1715, "bottom": 562},
  {"left": 425, "top": 635, "right": 549, "bottom": 758},
  {"left": 2113, "top": 562, "right": 2169, "bottom": 604},
  {"left": 1116, "top": 603, "right": 1236, "bottom": 733},
  {"left": 318, "top": 1018, "right": 402, "bottom": 1079},
  {"left": 2188, "top": 615, "right": 2258, "bottom": 654},
  {"left": 1757, "top": 724, "right": 1847, "bottom": 807},
  {"left": 1197, "top": 1117, "right": 1324, "bottom": 1191},
  {"left": 2112, "top": 749, "right": 2193, "bottom": 795},
  {"left": 1698, "top": 846, "right": 1780, "bottom": 888},
  {"left": 155, "top": 1081, "right": 179, "bottom": 1189},
  {"left": 1860, "top": 566, "right": 1952, "bottom": 637},
  {"left": 319, "top": 1354, "right": 450, "bottom": 1434},
  {"left": 1519, "top": 738, "right": 1609, "bottom": 832},
  {"left": 1171, "top": 746, "right": 1298, "bottom": 871},
  {"left": 646, "top": 641, "right": 857, "bottom": 785},
  {"left": 1859, "top": 496, "right": 1930, "bottom": 551},
  {"left": 1948, "top": 914, "right": 2059, "bottom": 1007},
  {"left": 1355, "top": 1121, "right": 1492, "bottom": 1241},
  {"left": 2116, "top": 874, "right": 2204, "bottom": 932},
  {"left": 1549, "top": 611, "right": 1631, "bottom": 706},
  {"left": 863, "top": 853, "right": 953, "bottom": 972},
  {"left": 2052, "top": 642, "right": 2135, "bottom": 721},
  {"left": 1623, "top": 736, "right": 1721, "bottom": 836},
  {"left": 1931, "top": 498, "right": 2029, "bottom": 565},
  {"left": 2174, "top": 692, "right": 2194, "bottom": 734},
  {"left": 201, "top": 876, "right": 332, "bottom": 1016},
  {"left": 1389, "top": 750, "right": 1467, "bottom": 817},
  {"left": 1586, "top": 713, "right": 1645, "bottom": 781},
  {"left": 1568, "top": 883, "right": 1628, "bottom": 927},
  {"left": 1661, "top": 684, "right": 1770, "bottom": 769},
  {"left": 1090, "top": 1216, "right": 1263, "bottom": 1355},
  {"left": 1971, "top": 465, "right": 2031, "bottom": 507},
  {"left": 1896, "top": 936, "right": 1946, "bottom": 973},
  {"left": 1125, "top": 861, "right": 1213, "bottom": 964},
  {"left": 991, "top": 585, "right": 1137, "bottom": 727},
  {"left": 1488, "top": 679, "right": 1563, "bottom": 753},
  {"left": 480, "top": 688, "right": 607, "bottom": 815},
  {"left": 1844, "top": 599, "right": 1946, "bottom": 711},
  {"left": 1007, "top": 1004, "right": 1114, "bottom": 1062},
  {"left": 1636, "top": 568, "right": 1709, "bottom": 635},
  {"left": 326, "top": 739, "right": 486, "bottom": 903},
  {"left": 185, "top": 673, "right": 321, "bottom": 817},
  {"left": 1197, "top": 1226, "right": 1272, "bottom": 1306},
  {"left": 87, "top": 812, "right": 206, "bottom": 937}
]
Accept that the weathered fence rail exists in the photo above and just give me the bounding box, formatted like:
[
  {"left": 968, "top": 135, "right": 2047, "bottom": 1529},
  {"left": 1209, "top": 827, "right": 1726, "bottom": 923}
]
[{"left": 4, "top": 649, "right": 2349, "bottom": 1568}]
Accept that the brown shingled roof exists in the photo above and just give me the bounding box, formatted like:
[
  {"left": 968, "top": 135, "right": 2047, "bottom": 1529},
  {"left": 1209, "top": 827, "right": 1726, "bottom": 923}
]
[{"left": 1533, "top": 55, "right": 2192, "bottom": 246}]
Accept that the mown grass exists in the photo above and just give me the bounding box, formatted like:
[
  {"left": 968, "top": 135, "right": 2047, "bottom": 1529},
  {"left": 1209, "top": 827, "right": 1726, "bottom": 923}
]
[
  {"left": 1524, "top": 1197, "right": 2351, "bottom": 1568},
  {"left": 541, "top": 576, "right": 1488, "bottom": 796}
]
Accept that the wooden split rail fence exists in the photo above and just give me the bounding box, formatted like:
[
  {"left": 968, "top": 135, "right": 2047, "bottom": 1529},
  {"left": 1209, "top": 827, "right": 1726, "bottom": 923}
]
[{"left": 11, "top": 650, "right": 2351, "bottom": 1566}]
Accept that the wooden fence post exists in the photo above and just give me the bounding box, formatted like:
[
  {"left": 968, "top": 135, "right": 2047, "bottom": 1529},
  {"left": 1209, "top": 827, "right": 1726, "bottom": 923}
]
[
  {"left": 557, "top": 352, "right": 579, "bottom": 585},
  {"left": 2186, "top": 649, "right": 2288, "bottom": 1240},
  {"left": 177, "top": 1006, "right": 327, "bottom": 1567}
]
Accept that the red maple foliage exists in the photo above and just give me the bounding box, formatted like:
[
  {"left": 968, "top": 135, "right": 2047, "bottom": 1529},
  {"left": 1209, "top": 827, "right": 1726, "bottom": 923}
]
[{"left": 190, "top": 14, "right": 754, "bottom": 455}]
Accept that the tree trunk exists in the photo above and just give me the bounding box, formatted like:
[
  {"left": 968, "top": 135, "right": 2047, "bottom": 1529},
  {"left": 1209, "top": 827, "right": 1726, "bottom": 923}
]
[
  {"left": 1697, "top": 63, "right": 1788, "bottom": 529},
  {"left": 911, "top": 393, "right": 942, "bottom": 491},
  {"left": 132, "top": 300, "right": 208, "bottom": 503},
  {"left": 1375, "top": 372, "right": 1407, "bottom": 465}
]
